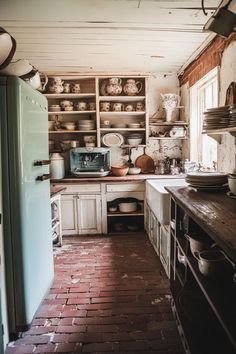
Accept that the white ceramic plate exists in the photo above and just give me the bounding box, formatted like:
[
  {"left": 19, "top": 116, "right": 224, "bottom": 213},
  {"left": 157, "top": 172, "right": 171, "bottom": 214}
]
[{"left": 102, "top": 133, "right": 124, "bottom": 147}]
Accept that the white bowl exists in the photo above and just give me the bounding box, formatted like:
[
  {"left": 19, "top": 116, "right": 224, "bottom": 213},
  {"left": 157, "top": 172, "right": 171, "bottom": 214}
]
[
  {"left": 128, "top": 167, "right": 141, "bottom": 175},
  {"left": 61, "top": 122, "right": 76, "bottom": 130},
  {"left": 228, "top": 176, "right": 236, "bottom": 195},
  {"left": 128, "top": 123, "right": 140, "bottom": 128},
  {"left": 119, "top": 202, "right": 137, "bottom": 213},
  {"left": 127, "top": 138, "right": 142, "bottom": 146}
]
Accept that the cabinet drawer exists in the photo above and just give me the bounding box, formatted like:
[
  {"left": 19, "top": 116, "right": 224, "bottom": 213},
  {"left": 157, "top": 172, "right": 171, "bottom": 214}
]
[
  {"left": 52, "top": 183, "right": 101, "bottom": 194},
  {"left": 106, "top": 182, "right": 145, "bottom": 193}
]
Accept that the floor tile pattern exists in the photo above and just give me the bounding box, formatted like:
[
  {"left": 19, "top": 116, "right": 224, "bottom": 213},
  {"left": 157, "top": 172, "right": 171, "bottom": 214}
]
[{"left": 6, "top": 234, "right": 184, "bottom": 353}]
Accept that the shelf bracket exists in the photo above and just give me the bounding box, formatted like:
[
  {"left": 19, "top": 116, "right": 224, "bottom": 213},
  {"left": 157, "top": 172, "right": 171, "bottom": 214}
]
[{"left": 207, "top": 133, "right": 222, "bottom": 144}]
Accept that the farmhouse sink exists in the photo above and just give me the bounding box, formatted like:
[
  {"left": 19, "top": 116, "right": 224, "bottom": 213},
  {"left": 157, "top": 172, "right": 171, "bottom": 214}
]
[{"left": 146, "top": 178, "right": 187, "bottom": 224}]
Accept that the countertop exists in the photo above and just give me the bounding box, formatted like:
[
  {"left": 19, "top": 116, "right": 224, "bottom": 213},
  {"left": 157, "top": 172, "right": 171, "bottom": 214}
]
[
  {"left": 166, "top": 186, "right": 236, "bottom": 262},
  {"left": 50, "top": 185, "right": 67, "bottom": 197},
  {"left": 51, "top": 174, "right": 186, "bottom": 183}
]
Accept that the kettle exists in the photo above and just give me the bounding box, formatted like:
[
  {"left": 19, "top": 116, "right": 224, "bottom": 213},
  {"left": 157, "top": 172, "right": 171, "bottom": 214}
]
[{"left": 50, "top": 153, "right": 65, "bottom": 179}]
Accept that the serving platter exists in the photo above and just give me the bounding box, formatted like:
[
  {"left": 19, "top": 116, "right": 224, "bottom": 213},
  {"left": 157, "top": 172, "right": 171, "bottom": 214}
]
[{"left": 102, "top": 132, "right": 124, "bottom": 147}]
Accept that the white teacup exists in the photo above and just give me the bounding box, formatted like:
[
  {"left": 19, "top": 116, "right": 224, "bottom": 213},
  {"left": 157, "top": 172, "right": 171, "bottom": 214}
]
[
  {"left": 88, "top": 102, "right": 96, "bottom": 110},
  {"left": 112, "top": 102, "right": 124, "bottom": 111},
  {"left": 125, "top": 104, "right": 134, "bottom": 112},
  {"left": 100, "top": 102, "right": 110, "bottom": 112},
  {"left": 60, "top": 100, "right": 73, "bottom": 110},
  {"left": 71, "top": 83, "right": 81, "bottom": 93},
  {"left": 136, "top": 102, "right": 145, "bottom": 111},
  {"left": 77, "top": 101, "right": 87, "bottom": 111}
]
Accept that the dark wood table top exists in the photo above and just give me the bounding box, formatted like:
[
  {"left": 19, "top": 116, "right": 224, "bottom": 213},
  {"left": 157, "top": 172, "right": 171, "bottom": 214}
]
[{"left": 166, "top": 186, "right": 236, "bottom": 262}]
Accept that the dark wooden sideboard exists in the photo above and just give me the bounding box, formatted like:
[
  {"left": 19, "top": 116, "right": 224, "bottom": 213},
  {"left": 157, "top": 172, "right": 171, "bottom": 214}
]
[{"left": 166, "top": 186, "right": 236, "bottom": 354}]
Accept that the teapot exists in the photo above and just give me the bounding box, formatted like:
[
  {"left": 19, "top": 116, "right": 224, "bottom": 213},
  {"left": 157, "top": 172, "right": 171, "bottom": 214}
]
[
  {"left": 47, "top": 77, "right": 64, "bottom": 94},
  {"left": 105, "top": 77, "right": 122, "bottom": 96},
  {"left": 21, "top": 69, "right": 48, "bottom": 92},
  {"left": 123, "top": 79, "right": 142, "bottom": 96}
]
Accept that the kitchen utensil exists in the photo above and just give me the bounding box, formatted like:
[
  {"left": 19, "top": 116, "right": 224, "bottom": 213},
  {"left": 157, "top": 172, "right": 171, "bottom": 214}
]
[
  {"left": 102, "top": 133, "right": 124, "bottom": 147},
  {"left": 111, "top": 165, "right": 129, "bottom": 176},
  {"left": 123, "top": 79, "right": 142, "bottom": 95},
  {"left": 193, "top": 250, "right": 232, "bottom": 278},
  {"left": 50, "top": 153, "right": 65, "bottom": 179},
  {"left": 119, "top": 201, "right": 137, "bottom": 213},
  {"left": 128, "top": 167, "right": 141, "bottom": 175},
  {"left": 0, "top": 27, "right": 16, "bottom": 70},
  {"left": 105, "top": 77, "right": 122, "bottom": 95},
  {"left": 185, "top": 234, "right": 212, "bottom": 256},
  {"left": 135, "top": 148, "right": 155, "bottom": 173}
]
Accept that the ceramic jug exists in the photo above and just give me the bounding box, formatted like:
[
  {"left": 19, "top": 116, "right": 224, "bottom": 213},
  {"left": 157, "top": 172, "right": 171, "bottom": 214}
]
[
  {"left": 123, "top": 79, "right": 142, "bottom": 96},
  {"left": 48, "top": 77, "right": 64, "bottom": 94},
  {"left": 105, "top": 78, "right": 122, "bottom": 96}
]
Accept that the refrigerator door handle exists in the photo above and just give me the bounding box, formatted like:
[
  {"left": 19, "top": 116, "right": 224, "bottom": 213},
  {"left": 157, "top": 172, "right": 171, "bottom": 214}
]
[
  {"left": 36, "top": 174, "right": 50, "bottom": 181},
  {"left": 34, "top": 160, "right": 50, "bottom": 166}
]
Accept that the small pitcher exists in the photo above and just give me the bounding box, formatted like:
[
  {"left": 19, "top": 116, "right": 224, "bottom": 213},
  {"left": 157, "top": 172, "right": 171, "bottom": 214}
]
[
  {"left": 123, "top": 79, "right": 142, "bottom": 96},
  {"left": 105, "top": 77, "right": 122, "bottom": 96}
]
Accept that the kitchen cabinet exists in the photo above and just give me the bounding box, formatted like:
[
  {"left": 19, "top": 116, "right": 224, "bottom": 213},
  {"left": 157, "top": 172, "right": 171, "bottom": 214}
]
[
  {"left": 167, "top": 186, "right": 236, "bottom": 354},
  {"left": 45, "top": 75, "right": 149, "bottom": 151},
  {"left": 159, "top": 225, "right": 170, "bottom": 277},
  {"left": 105, "top": 182, "right": 145, "bottom": 234},
  {"left": 145, "top": 203, "right": 160, "bottom": 256},
  {"left": 50, "top": 192, "right": 63, "bottom": 246},
  {"left": 45, "top": 77, "right": 97, "bottom": 152},
  {"left": 149, "top": 121, "right": 188, "bottom": 140},
  {"left": 56, "top": 183, "right": 102, "bottom": 235},
  {"left": 98, "top": 76, "right": 149, "bottom": 147},
  {"left": 76, "top": 194, "right": 102, "bottom": 234}
]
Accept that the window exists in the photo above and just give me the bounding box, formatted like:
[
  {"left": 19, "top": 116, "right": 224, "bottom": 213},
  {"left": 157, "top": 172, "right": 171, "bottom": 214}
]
[{"left": 190, "top": 67, "right": 219, "bottom": 168}]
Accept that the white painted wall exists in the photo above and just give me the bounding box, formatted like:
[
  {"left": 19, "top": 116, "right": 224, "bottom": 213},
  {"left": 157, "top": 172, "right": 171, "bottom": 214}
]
[
  {"left": 218, "top": 42, "right": 236, "bottom": 172},
  {"left": 110, "top": 72, "right": 186, "bottom": 168},
  {"left": 180, "top": 41, "right": 236, "bottom": 172}
]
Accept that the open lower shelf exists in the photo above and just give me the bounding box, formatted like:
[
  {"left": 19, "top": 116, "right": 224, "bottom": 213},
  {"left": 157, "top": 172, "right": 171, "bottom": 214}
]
[
  {"left": 107, "top": 211, "right": 144, "bottom": 217},
  {"left": 45, "top": 93, "right": 96, "bottom": 98},
  {"left": 49, "top": 130, "right": 96, "bottom": 133},
  {"left": 99, "top": 96, "right": 145, "bottom": 102},
  {"left": 48, "top": 110, "right": 96, "bottom": 115},
  {"left": 176, "top": 236, "right": 236, "bottom": 350}
]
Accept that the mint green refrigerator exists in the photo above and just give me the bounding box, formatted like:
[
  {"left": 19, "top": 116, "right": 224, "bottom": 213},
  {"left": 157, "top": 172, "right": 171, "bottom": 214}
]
[{"left": 0, "top": 76, "right": 54, "bottom": 338}]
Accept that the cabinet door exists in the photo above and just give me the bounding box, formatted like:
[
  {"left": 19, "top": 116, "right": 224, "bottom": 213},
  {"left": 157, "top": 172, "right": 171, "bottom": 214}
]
[
  {"left": 145, "top": 203, "right": 150, "bottom": 234},
  {"left": 61, "top": 194, "right": 77, "bottom": 235},
  {"left": 76, "top": 194, "right": 101, "bottom": 234},
  {"left": 160, "top": 225, "right": 171, "bottom": 278}
]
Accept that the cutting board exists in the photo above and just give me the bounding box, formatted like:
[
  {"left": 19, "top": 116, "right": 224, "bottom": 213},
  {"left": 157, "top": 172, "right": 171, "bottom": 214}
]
[{"left": 135, "top": 148, "right": 155, "bottom": 173}]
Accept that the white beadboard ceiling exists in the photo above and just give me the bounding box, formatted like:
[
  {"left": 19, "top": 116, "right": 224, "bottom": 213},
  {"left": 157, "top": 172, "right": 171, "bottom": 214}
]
[{"left": 0, "top": 0, "right": 222, "bottom": 74}]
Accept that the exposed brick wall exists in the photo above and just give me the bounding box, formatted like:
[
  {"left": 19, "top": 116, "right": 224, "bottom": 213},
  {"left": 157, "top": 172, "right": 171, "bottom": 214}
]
[{"left": 179, "top": 32, "right": 236, "bottom": 87}]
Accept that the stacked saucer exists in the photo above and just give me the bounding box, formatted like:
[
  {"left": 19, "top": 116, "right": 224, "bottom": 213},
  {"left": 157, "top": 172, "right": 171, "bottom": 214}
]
[
  {"left": 78, "top": 119, "right": 95, "bottom": 130},
  {"left": 202, "top": 106, "right": 230, "bottom": 130},
  {"left": 186, "top": 172, "right": 229, "bottom": 191},
  {"left": 229, "top": 105, "right": 236, "bottom": 127}
]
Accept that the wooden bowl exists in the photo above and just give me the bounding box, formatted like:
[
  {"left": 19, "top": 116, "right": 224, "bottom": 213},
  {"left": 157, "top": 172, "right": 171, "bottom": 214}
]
[{"left": 111, "top": 166, "right": 129, "bottom": 177}]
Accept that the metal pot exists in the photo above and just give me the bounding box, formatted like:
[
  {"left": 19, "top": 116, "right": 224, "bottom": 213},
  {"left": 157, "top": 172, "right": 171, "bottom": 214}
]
[
  {"left": 185, "top": 234, "right": 211, "bottom": 256},
  {"left": 194, "top": 250, "right": 230, "bottom": 278}
]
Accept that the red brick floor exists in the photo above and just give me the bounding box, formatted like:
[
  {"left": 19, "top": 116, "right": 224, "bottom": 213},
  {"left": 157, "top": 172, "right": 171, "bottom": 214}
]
[{"left": 6, "top": 233, "right": 184, "bottom": 354}]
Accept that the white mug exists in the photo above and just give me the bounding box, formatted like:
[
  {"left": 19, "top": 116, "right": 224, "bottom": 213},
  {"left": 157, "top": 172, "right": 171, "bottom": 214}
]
[{"left": 77, "top": 101, "right": 87, "bottom": 111}]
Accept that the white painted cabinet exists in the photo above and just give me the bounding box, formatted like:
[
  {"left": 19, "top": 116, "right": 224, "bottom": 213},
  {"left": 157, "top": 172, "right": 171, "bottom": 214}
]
[
  {"left": 58, "top": 183, "right": 102, "bottom": 236},
  {"left": 159, "top": 225, "right": 171, "bottom": 277},
  {"left": 76, "top": 194, "right": 101, "bottom": 234},
  {"left": 61, "top": 194, "right": 77, "bottom": 235}
]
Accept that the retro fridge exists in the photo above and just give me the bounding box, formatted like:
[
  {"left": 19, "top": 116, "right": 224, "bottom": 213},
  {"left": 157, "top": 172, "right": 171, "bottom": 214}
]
[{"left": 0, "top": 76, "right": 54, "bottom": 337}]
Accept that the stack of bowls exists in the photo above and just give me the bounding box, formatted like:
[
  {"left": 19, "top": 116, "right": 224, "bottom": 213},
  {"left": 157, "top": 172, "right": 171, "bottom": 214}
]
[
  {"left": 78, "top": 120, "right": 95, "bottom": 130},
  {"left": 228, "top": 168, "right": 236, "bottom": 195},
  {"left": 49, "top": 104, "right": 61, "bottom": 112},
  {"left": 127, "top": 133, "right": 143, "bottom": 146}
]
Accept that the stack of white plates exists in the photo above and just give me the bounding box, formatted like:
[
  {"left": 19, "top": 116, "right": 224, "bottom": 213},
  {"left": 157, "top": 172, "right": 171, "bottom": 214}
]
[
  {"left": 229, "top": 104, "right": 236, "bottom": 127},
  {"left": 78, "top": 119, "right": 95, "bottom": 130},
  {"left": 202, "top": 106, "right": 230, "bottom": 130},
  {"left": 186, "top": 172, "right": 229, "bottom": 191}
]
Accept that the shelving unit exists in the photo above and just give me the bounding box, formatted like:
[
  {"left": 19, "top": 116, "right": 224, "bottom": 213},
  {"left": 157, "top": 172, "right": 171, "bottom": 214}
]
[
  {"left": 45, "top": 75, "right": 149, "bottom": 151},
  {"left": 168, "top": 188, "right": 236, "bottom": 354},
  {"left": 203, "top": 127, "right": 236, "bottom": 144}
]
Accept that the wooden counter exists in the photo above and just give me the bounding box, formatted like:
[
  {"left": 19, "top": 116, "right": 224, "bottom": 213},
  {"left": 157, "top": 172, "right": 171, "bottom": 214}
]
[
  {"left": 166, "top": 186, "right": 236, "bottom": 262},
  {"left": 51, "top": 174, "right": 186, "bottom": 184},
  {"left": 50, "top": 185, "right": 66, "bottom": 197}
]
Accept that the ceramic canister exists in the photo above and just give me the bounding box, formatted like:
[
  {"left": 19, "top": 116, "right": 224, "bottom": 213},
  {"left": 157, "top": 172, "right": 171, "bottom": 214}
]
[{"left": 50, "top": 153, "right": 65, "bottom": 179}]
